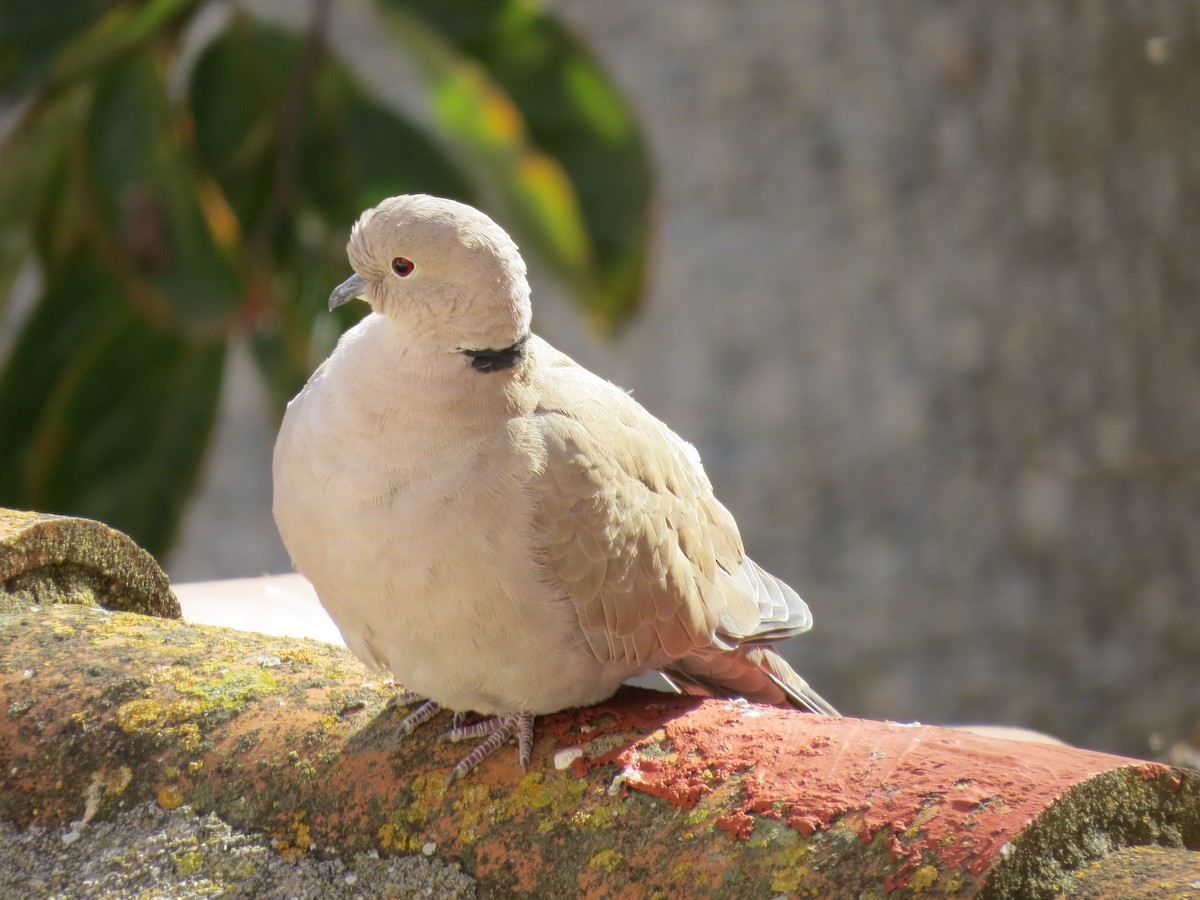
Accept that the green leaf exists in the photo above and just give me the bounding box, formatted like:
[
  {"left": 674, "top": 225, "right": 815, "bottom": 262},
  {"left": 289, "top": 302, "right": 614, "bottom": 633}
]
[
  {"left": 376, "top": 0, "right": 653, "bottom": 330},
  {"left": 189, "top": 13, "right": 476, "bottom": 410},
  {"left": 190, "top": 14, "right": 474, "bottom": 250},
  {"left": 0, "top": 0, "right": 204, "bottom": 99},
  {"left": 1, "top": 0, "right": 656, "bottom": 567},
  {"left": 0, "top": 87, "right": 81, "bottom": 319},
  {"left": 0, "top": 0, "right": 106, "bottom": 96},
  {"left": 85, "top": 54, "right": 242, "bottom": 330},
  {"left": 302, "top": 58, "right": 477, "bottom": 226},
  {"left": 47, "top": 0, "right": 204, "bottom": 93},
  {"left": 0, "top": 251, "right": 225, "bottom": 557},
  {"left": 248, "top": 265, "right": 347, "bottom": 418},
  {"left": 187, "top": 15, "right": 302, "bottom": 243}
]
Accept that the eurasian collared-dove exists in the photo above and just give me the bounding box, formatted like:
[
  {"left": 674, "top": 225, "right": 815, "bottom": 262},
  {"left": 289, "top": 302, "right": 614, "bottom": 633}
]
[{"left": 273, "top": 194, "right": 837, "bottom": 784}]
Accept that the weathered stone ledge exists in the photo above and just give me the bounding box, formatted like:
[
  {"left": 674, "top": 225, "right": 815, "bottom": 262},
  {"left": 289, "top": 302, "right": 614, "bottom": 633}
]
[
  {"left": 0, "top": 507, "right": 1197, "bottom": 897},
  {"left": 0, "top": 508, "right": 179, "bottom": 619}
]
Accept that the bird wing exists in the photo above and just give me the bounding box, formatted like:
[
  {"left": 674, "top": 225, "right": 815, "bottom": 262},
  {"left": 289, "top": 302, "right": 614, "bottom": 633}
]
[{"left": 530, "top": 341, "right": 813, "bottom": 669}]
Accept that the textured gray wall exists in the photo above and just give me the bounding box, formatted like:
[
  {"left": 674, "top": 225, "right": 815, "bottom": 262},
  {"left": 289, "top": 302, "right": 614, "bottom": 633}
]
[{"left": 171, "top": 2, "right": 1200, "bottom": 756}]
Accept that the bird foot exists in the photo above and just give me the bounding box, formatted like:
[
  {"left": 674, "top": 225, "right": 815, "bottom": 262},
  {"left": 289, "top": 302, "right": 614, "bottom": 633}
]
[
  {"left": 389, "top": 690, "right": 425, "bottom": 709},
  {"left": 438, "top": 711, "right": 535, "bottom": 786},
  {"left": 389, "top": 691, "right": 534, "bottom": 784},
  {"left": 395, "top": 699, "right": 442, "bottom": 737}
]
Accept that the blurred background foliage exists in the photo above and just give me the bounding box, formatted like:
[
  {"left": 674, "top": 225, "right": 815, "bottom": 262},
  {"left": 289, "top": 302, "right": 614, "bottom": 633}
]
[{"left": 0, "top": 0, "right": 654, "bottom": 557}]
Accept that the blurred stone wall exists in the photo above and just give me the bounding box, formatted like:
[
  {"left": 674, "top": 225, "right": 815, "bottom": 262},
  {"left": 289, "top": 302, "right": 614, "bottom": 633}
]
[{"left": 171, "top": 2, "right": 1200, "bottom": 756}]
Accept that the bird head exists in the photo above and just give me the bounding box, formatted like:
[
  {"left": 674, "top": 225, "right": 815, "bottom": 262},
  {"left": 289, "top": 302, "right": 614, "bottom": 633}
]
[{"left": 328, "top": 194, "right": 532, "bottom": 354}]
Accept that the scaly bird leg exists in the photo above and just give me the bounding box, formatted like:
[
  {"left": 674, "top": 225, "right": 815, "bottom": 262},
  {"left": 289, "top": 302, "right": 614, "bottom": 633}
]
[
  {"left": 391, "top": 692, "right": 466, "bottom": 732},
  {"left": 393, "top": 696, "right": 468, "bottom": 729},
  {"left": 389, "top": 691, "right": 533, "bottom": 783},
  {"left": 389, "top": 690, "right": 425, "bottom": 708},
  {"left": 439, "top": 711, "right": 536, "bottom": 786},
  {"left": 395, "top": 699, "right": 442, "bottom": 736}
]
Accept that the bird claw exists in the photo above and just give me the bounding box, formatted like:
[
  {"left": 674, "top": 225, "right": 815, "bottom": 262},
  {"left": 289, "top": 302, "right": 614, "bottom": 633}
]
[
  {"left": 394, "top": 699, "right": 441, "bottom": 737},
  {"left": 437, "top": 715, "right": 508, "bottom": 744},
  {"left": 388, "top": 691, "right": 534, "bottom": 783},
  {"left": 389, "top": 690, "right": 425, "bottom": 709},
  {"left": 442, "top": 712, "right": 535, "bottom": 786}
]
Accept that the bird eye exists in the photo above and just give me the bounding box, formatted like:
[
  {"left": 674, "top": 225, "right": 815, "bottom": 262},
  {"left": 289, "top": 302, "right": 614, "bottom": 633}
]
[{"left": 391, "top": 257, "right": 415, "bottom": 277}]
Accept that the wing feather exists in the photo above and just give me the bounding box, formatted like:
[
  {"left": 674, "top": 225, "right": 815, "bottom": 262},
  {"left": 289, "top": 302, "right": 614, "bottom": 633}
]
[{"left": 530, "top": 341, "right": 810, "bottom": 669}]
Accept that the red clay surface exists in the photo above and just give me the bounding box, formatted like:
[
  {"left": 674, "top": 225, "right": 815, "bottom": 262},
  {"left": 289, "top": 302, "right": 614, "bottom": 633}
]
[{"left": 549, "top": 691, "right": 1167, "bottom": 889}]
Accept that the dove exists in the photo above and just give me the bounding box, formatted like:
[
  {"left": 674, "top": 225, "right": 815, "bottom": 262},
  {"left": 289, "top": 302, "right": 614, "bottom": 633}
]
[{"left": 272, "top": 194, "right": 838, "bottom": 784}]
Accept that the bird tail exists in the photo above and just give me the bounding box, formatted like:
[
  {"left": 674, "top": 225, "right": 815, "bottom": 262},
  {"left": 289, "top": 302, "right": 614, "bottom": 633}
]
[{"left": 660, "top": 646, "right": 839, "bottom": 716}]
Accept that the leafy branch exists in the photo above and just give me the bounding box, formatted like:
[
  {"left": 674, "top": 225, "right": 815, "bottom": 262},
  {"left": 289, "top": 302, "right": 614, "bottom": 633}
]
[{"left": 0, "top": 0, "right": 653, "bottom": 557}]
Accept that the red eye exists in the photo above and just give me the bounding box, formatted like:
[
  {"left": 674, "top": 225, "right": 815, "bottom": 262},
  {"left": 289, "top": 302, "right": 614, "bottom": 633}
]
[{"left": 391, "top": 257, "right": 415, "bottom": 277}]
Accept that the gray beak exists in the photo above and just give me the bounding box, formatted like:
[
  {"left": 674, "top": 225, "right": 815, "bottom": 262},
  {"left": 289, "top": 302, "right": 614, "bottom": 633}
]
[{"left": 328, "top": 273, "right": 369, "bottom": 310}]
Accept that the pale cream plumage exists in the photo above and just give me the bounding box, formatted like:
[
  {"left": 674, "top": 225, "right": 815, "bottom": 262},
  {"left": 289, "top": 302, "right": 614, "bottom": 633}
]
[{"left": 272, "top": 194, "right": 836, "bottom": 784}]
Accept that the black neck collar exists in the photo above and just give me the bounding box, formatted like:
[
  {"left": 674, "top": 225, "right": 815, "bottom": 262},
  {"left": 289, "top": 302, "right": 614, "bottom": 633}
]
[{"left": 460, "top": 332, "right": 530, "bottom": 373}]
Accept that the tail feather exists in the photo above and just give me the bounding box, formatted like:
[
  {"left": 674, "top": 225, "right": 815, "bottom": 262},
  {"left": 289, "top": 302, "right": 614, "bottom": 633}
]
[
  {"left": 717, "top": 557, "right": 813, "bottom": 643},
  {"left": 659, "top": 646, "right": 839, "bottom": 716},
  {"left": 757, "top": 649, "right": 840, "bottom": 716}
]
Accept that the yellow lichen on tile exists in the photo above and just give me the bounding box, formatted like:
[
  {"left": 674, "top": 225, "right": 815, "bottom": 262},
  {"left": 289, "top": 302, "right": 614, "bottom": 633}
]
[
  {"left": 148, "top": 663, "right": 280, "bottom": 710},
  {"left": 455, "top": 781, "right": 493, "bottom": 844},
  {"left": 568, "top": 789, "right": 634, "bottom": 833},
  {"left": 174, "top": 849, "right": 205, "bottom": 877},
  {"left": 376, "top": 775, "right": 442, "bottom": 853},
  {"left": 116, "top": 698, "right": 177, "bottom": 733},
  {"left": 115, "top": 696, "right": 208, "bottom": 739},
  {"left": 69, "top": 710, "right": 95, "bottom": 732},
  {"left": 158, "top": 785, "right": 184, "bottom": 810},
  {"left": 489, "top": 770, "right": 587, "bottom": 826},
  {"left": 377, "top": 821, "right": 398, "bottom": 851},
  {"left": 271, "top": 812, "right": 314, "bottom": 860},
  {"left": 291, "top": 812, "right": 313, "bottom": 851},
  {"left": 768, "top": 847, "right": 812, "bottom": 894},
  {"left": 589, "top": 848, "right": 624, "bottom": 873},
  {"left": 178, "top": 722, "right": 201, "bottom": 751},
  {"left": 275, "top": 646, "right": 324, "bottom": 667},
  {"left": 108, "top": 766, "right": 133, "bottom": 795},
  {"left": 907, "top": 863, "right": 939, "bottom": 892}
]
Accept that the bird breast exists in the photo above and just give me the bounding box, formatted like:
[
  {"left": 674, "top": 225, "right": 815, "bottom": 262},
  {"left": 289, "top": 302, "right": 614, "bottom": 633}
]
[{"left": 273, "top": 317, "right": 624, "bottom": 714}]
